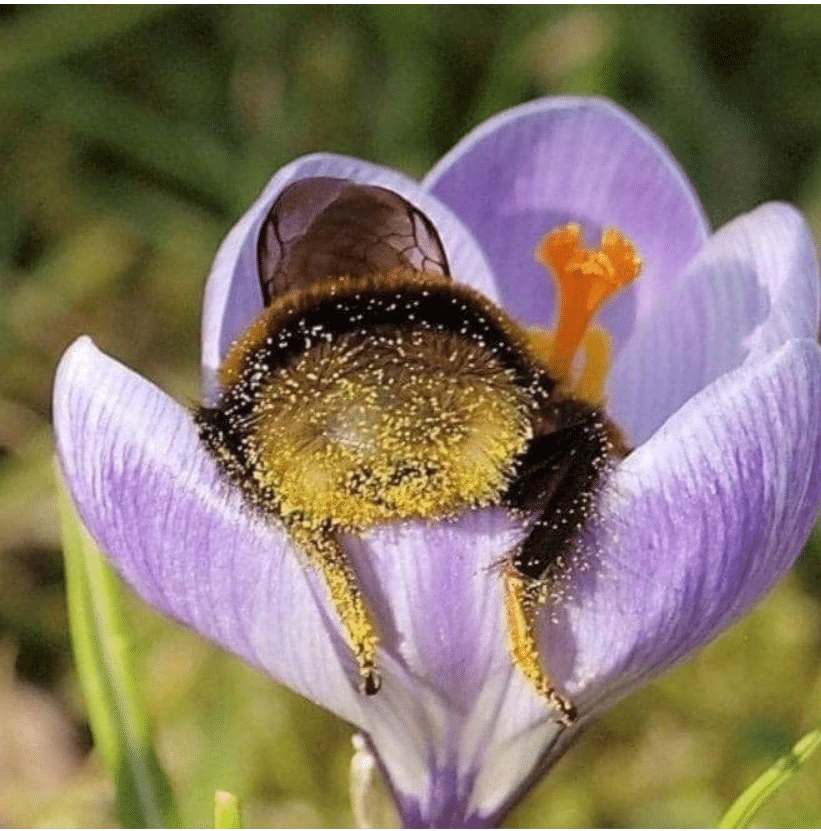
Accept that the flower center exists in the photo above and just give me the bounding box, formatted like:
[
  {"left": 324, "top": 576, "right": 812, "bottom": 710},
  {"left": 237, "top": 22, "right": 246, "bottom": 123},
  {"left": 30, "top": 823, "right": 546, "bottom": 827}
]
[{"left": 528, "top": 223, "right": 642, "bottom": 402}]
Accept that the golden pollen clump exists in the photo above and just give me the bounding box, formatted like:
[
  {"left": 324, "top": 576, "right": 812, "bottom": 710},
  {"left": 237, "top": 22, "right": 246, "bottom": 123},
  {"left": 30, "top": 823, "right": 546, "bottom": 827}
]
[{"left": 245, "top": 327, "right": 533, "bottom": 531}]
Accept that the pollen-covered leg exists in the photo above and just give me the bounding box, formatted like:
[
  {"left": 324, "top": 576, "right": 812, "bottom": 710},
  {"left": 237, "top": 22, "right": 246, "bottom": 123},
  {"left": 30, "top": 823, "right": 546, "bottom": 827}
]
[
  {"left": 501, "top": 401, "right": 626, "bottom": 723},
  {"left": 505, "top": 401, "right": 626, "bottom": 578},
  {"left": 299, "top": 529, "right": 381, "bottom": 695},
  {"left": 504, "top": 568, "right": 576, "bottom": 725}
]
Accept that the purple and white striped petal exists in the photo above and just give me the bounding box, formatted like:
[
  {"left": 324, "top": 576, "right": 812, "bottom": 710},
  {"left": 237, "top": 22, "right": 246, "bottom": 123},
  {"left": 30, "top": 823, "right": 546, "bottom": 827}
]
[
  {"left": 425, "top": 97, "right": 710, "bottom": 348},
  {"left": 343, "top": 513, "right": 556, "bottom": 826},
  {"left": 609, "top": 202, "right": 821, "bottom": 444},
  {"left": 550, "top": 337, "right": 821, "bottom": 718},
  {"left": 54, "top": 337, "right": 369, "bottom": 722}
]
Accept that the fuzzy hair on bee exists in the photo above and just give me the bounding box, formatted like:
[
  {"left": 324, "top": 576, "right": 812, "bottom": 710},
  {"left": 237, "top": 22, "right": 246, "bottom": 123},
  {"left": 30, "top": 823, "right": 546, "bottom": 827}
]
[{"left": 195, "top": 176, "right": 627, "bottom": 722}]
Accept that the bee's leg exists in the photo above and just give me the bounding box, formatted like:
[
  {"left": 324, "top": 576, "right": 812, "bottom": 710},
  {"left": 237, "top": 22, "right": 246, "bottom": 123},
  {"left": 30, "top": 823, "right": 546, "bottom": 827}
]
[
  {"left": 300, "top": 529, "right": 381, "bottom": 695},
  {"left": 503, "top": 568, "right": 576, "bottom": 725},
  {"left": 501, "top": 403, "right": 624, "bottom": 724}
]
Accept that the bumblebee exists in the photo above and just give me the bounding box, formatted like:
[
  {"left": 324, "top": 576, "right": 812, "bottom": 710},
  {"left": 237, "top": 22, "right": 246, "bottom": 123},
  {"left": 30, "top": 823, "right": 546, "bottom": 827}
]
[{"left": 196, "top": 177, "right": 639, "bottom": 724}]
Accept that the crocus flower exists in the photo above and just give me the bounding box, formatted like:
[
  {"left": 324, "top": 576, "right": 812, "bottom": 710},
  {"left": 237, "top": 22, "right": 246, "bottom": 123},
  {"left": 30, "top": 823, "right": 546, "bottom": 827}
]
[{"left": 53, "top": 97, "right": 821, "bottom": 827}]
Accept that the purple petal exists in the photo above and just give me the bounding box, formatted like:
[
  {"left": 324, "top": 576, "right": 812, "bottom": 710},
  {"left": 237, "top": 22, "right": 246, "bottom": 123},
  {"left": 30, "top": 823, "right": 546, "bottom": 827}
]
[
  {"left": 609, "top": 202, "right": 821, "bottom": 444},
  {"left": 548, "top": 337, "right": 821, "bottom": 717},
  {"left": 424, "top": 96, "right": 710, "bottom": 347},
  {"left": 346, "top": 515, "right": 565, "bottom": 826},
  {"left": 202, "top": 154, "right": 497, "bottom": 399},
  {"left": 53, "top": 337, "right": 366, "bottom": 723}
]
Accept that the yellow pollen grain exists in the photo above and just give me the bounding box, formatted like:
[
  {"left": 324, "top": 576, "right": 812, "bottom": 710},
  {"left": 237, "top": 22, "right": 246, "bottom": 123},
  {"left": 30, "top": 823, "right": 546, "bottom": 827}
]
[{"left": 536, "top": 223, "right": 641, "bottom": 384}]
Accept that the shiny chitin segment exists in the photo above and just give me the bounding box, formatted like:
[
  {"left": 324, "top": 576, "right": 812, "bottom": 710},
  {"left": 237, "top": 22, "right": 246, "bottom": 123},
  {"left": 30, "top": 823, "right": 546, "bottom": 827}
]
[{"left": 257, "top": 177, "right": 450, "bottom": 304}]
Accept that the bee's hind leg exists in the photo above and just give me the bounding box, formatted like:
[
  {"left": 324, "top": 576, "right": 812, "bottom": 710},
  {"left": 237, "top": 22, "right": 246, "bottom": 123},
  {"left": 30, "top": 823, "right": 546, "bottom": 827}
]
[
  {"left": 298, "top": 528, "right": 381, "bottom": 695},
  {"left": 500, "top": 406, "right": 621, "bottom": 725},
  {"left": 503, "top": 568, "right": 576, "bottom": 725}
]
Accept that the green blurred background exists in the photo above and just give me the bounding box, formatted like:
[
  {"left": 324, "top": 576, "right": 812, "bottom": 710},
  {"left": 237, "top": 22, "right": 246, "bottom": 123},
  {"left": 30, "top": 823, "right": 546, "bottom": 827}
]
[{"left": 1, "top": 5, "right": 821, "bottom": 827}]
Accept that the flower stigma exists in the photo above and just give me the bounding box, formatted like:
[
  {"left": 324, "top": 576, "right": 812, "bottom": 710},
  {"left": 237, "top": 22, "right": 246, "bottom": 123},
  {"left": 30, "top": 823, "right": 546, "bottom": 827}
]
[{"left": 527, "top": 224, "right": 642, "bottom": 404}]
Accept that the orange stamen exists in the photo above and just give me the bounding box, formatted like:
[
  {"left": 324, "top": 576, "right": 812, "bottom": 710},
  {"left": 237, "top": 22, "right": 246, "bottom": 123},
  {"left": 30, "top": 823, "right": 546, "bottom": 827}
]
[{"left": 536, "top": 224, "right": 642, "bottom": 383}]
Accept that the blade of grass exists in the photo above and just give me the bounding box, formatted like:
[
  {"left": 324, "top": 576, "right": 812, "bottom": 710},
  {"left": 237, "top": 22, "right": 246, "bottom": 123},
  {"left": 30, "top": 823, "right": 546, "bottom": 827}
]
[
  {"left": 214, "top": 791, "right": 243, "bottom": 829},
  {"left": 3, "top": 68, "right": 242, "bottom": 215},
  {"left": 0, "top": 6, "right": 170, "bottom": 77},
  {"left": 57, "top": 471, "right": 180, "bottom": 828},
  {"left": 718, "top": 728, "right": 821, "bottom": 828}
]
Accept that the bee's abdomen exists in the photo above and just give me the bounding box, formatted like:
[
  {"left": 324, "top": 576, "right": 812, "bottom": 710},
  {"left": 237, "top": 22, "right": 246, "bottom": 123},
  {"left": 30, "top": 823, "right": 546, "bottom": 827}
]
[{"left": 197, "top": 319, "right": 537, "bottom": 533}]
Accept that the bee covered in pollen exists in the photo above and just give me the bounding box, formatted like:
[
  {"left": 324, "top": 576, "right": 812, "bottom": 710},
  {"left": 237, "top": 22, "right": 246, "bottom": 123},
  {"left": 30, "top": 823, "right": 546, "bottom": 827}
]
[{"left": 195, "top": 176, "right": 640, "bottom": 724}]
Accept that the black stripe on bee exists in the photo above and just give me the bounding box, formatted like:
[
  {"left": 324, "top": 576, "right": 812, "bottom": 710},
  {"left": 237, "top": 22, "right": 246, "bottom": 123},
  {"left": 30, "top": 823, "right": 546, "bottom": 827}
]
[{"left": 222, "top": 275, "right": 558, "bottom": 402}]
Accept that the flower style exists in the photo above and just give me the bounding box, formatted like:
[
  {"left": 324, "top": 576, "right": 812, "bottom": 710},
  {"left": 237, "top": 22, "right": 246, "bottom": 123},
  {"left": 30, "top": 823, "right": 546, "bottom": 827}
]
[{"left": 53, "top": 97, "right": 821, "bottom": 827}]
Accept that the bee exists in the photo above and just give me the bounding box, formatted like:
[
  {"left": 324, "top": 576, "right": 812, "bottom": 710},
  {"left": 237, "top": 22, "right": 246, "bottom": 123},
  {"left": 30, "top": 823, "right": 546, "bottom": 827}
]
[{"left": 196, "top": 177, "right": 631, "bottom": 724}]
